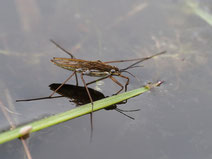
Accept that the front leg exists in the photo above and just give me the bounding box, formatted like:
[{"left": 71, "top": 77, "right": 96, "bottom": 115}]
[
  {"left": 86, "top": 75, "right": 110, "bottom": 86},
  {"left": 109, "top": 76, "right": 124, "bottom": 94},
  {"left": 119, "top": 74, "right": 129, "bottom": 92}
]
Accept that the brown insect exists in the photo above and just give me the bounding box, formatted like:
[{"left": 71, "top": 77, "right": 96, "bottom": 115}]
[
  {"left": 49, "top": 40, "right": 165, "bottom": 113},
  {"left": 48, "top": 40, "right": 165, "bottom": 135}
]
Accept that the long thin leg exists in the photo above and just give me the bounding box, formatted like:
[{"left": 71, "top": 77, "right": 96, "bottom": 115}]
[
  {"left": 80, "top": 73, "right": 94, "bottom": 141},
  {"left": 16, "top": 96, "right": 63, "bottom": 102},
  {"left": 86, "top": 75, "right": 110, "bottom": 86},
  {"left": 50, "top": 39, "right": 75, "bottom": 58},
  {"left": 80, "top": 74, "right": 94, "bottom": 106},
  {"left": 74, "top": 72, "right": 79, "bottom": 86},
  {"left": 49, "top": 71, "right": 76, "bottom": 97},
  {"left": 87, "top": 74, "right": 128, "bottom": 93},
  {"left": 119, "top": 74, "right": 129, "bottom": 91},
  {"left": 50, "top": 39, "right": 78, "bottom": 85},
  {"left": 109, "top": 76, "right": 124, "bottom": 94}
]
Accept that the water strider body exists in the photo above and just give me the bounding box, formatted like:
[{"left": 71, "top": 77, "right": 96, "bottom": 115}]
[
  {"left": 51, "top": 58, "right": 120, "bottom": 77},
  {"left": 50, "top": 43, "right": 166, "bottom": 97}
]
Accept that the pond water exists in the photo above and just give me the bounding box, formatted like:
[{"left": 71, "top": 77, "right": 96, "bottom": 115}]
[{"left": 0, "top": 0, "right": 212, "bottom": 159}]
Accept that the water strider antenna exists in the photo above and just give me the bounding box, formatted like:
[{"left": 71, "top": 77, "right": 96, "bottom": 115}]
[{"left": 120, "top": 51, "right": 166, "bottom": 72}]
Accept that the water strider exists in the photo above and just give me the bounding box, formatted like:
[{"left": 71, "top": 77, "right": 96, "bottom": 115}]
[
  {"left": 17, "top": 40, "right": 165, "bottom": 139},
  {"left": 49, "top": 40, "right": 165, "bottom": 110}
]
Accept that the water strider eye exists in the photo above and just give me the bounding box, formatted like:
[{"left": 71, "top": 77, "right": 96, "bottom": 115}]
[
  {"left": 83, "top": 70, "right": 91, "bottom": 75},
  {"left": 110, "top": 69, "right": 116, "bottom": 73},
  {"left": 76, "top": 68, "right": 82, "bottom": 72}
]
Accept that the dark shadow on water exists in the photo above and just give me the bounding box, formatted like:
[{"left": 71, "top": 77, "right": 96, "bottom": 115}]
[{"left": 16, "top": 83, "right": 140, "bottom": 120}]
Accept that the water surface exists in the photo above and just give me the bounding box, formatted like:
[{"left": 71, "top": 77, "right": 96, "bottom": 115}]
[{"left": 0, "top": 0, "right": 212, "bottom": 159}]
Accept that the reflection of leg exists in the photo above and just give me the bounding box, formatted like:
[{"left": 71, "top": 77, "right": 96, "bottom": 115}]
[
  {"left": 109, "top": 76, "right": 123, "bottom": 94},
  {"left": 80, "top": 73, "right": 94, "bottom": 141},
  {"left": 116, "top": 108, "right": 140, "bottom": 112},
  {"left": 16, "top": 96, "right": 63, "bottom": 102},
  {"left": 49, "top": 71, "right": 76, "bottom": 97},
  {"left": 114, "top": 108, "right": 140, "bottom": 120},
  {"left": 115, "top": 109, "right": 135, "bottom": 120}
]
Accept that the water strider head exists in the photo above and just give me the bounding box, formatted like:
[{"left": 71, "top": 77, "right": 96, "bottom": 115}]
[{"left": 108, "top": 67, "right": 121, "bottom": 75}]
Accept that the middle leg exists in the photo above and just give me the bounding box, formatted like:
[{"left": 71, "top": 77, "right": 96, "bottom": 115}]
[
  {"left": 80, "top": 73, "right": 94, "bottom": 141},
  {"left": 49, "top": 71, "right": 76, "bottom": 97}
]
